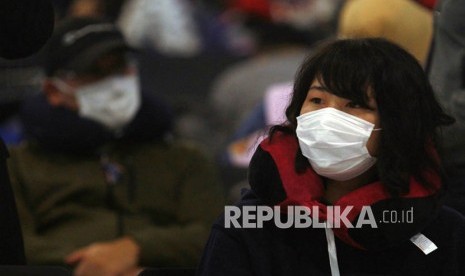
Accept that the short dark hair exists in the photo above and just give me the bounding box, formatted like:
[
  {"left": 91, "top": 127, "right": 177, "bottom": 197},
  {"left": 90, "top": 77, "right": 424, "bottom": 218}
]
[{"left": 272, "top": 38, "right": 455, "bottom": 196}]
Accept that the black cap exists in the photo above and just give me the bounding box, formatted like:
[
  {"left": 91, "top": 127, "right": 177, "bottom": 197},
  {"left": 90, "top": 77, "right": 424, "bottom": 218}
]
[{"left": 45, "top": 17, "right": 128, "bottom": 76}]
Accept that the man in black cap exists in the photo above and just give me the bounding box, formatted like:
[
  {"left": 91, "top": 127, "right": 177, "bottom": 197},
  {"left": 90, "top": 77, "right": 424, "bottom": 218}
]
[{"left": 9, "top": 17, "right": 224, "bottom": 275}]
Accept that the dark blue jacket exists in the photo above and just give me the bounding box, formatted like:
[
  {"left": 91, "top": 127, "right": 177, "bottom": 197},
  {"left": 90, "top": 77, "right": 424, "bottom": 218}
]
[{"left": 197, "top": 132, "right": 465, "bottom": 275}]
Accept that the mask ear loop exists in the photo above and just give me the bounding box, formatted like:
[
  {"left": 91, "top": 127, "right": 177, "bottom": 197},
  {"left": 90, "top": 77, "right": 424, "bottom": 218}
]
[
  {"left": 373, "top": 128, "right": 382, "bottom": 131},
  {"left": 51, "top": 77, "right": 74, "bottom": 95}
]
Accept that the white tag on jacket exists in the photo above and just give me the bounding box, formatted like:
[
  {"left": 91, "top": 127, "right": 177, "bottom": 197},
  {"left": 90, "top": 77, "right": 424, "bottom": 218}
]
[{"left": 410, "top": 233, "right": 438, "bottom": 255}]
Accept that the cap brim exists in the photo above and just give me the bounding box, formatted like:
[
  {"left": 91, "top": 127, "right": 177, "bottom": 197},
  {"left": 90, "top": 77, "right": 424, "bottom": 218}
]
[{"left": 65, "top": 39, "right": 129, "bottom": 73}]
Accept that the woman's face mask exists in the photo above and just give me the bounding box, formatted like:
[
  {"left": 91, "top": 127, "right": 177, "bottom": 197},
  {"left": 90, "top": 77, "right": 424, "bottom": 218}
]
[
  {"left": 296, "top": 107, "right": 381, "bottom": 181},
  {"left": 53, "top": 74, "right": 141, "bottom": 132}
]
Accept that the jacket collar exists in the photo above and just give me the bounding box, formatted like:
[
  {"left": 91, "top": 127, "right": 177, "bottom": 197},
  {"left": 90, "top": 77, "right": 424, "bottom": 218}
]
[{"left": 20, "top": 90, "right": 173, "bottom": 154}]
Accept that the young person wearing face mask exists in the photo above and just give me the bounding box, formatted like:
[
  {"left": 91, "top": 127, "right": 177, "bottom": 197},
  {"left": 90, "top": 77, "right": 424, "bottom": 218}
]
[
  {"left": 197, "top": 38, "right": 465, "bottom": 275},
  {"left": 8, "top": 17, "right": 224, "bottom": 275}
]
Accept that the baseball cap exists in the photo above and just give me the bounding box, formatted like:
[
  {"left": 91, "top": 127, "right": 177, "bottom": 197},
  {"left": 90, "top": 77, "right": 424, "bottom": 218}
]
[{"left": 44, "top": 17, "right": 128, "bottom": 76}]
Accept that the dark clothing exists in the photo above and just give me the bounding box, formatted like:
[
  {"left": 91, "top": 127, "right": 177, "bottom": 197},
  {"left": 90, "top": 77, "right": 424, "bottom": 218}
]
[
  {"left": 199, "top": 191, "right": 465, "bottom": 276},
  {"left": 197, "top": 132, "right": 465, "bottom": 275},
  {"left": 428, "top": 0, "right": 465, "bottom": 214},
  {"left": 10, "top": 137, "right": 224, "bottom": 266},
  {"left": 10, "top": 91, "right": 224, "bottom": 266},
  {"left": 0, "top": 138, "right": 26, "bottom": 264}
]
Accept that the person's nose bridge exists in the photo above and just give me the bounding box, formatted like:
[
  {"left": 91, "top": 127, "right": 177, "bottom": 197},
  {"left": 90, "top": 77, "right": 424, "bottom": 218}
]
[{"left": 325, "top": 96, "right": 346, "bottom": 110}]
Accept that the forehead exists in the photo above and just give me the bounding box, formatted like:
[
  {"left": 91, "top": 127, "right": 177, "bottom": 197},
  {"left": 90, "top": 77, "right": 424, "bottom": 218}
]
[{"left": 309, "top": 77, "right": 375, "bottom": 99}]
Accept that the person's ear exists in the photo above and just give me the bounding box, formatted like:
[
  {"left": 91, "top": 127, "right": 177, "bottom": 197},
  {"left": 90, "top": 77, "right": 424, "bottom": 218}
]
[{"left": 42, "top": 79, "right": 65, "bottom": 107}]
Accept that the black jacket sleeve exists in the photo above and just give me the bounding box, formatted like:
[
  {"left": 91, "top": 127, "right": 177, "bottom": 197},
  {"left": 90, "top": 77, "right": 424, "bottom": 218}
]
[
  {"left": 0, "top": 138, "right": 26, "bottom": 264},
  {"left": 196, "top": 224, "right": 254, "bottom": 276}
]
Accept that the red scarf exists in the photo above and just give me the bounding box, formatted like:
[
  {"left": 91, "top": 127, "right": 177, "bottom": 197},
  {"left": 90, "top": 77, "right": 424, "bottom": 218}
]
[{"left": 259, "top": 132, "right": 441, "bottom": 249}]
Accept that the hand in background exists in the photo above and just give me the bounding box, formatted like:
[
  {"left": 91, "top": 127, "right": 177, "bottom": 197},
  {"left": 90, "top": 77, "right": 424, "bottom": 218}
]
[{"left": 65, "top": 236, "right": 141, "bottom": 276}]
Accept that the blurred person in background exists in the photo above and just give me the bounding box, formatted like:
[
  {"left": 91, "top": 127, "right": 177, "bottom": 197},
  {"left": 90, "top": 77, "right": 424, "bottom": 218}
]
[
  {"left": 338, "top": 0, "right": 465, "bottom": 215},
  {"left": 210, "top": 0, "right": 343, "bottom": 135},
  {"left": 118, "top": 0, "right": 202, "bottom": 57},
  {"left": 115, "top": 0, "right": 249, "bottom": 154},
  {"left": 208, "top": 0, "right": 343, "bottom": 197},
  {"left": 221, "top": 82, "right": 292, "bottom": 202},
  {"left": 415, "top": 0, "right": 437, "bottom": 9},
  {"left": 0, "top": 55, "right": 42, "bottom": 146},
  {"left": 338, "top": 0, "right": 434, "bottom": 66},
  {"left": 51, "top": 0, "right": 126, "bottom": 22},
  {"left": 427, "top": 0, "right": 465, "bottom": 214},
  {"left": 9, "top": 17, "right": 224, "bottom": 275}
]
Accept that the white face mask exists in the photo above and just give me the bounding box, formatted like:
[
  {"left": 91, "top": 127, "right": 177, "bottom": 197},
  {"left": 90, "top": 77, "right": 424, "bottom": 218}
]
[
  {"left": 296, "top": 107, "right": 379, "bottom": 181},
  {"left": 75, "top": 75, "right": 141, "bottom": 131},
  {"left": 54, "top": 75, "right": 141, "bottom": 131}
]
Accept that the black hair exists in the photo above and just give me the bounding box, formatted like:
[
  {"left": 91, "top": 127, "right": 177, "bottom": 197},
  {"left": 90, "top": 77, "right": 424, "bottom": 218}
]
[{"left": 271, "top": 38, "right": 455, "bottom": 196}]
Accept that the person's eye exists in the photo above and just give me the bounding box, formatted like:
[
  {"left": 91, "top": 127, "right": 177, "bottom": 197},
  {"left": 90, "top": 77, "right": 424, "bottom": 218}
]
[
  {"left": 346, "top": 101, "right": 363, "bottom": 108},
  {"left": 310, "top": 97, "right": 322, "bottom": 104}
]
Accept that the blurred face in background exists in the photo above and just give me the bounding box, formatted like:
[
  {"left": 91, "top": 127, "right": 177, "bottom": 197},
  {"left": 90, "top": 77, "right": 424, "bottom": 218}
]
[
  {"left": 44, "top": 50, "right": 141, "bottom": 131},
  {"left": 46, "top": 50, "right": 132, "bottom": 109},
  {"left": 270, "top": 0, "right": 340, "bottom": 30}
]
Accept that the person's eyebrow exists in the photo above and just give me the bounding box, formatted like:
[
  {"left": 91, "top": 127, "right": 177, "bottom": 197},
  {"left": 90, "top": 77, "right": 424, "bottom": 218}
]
[{"left": 309, "top": 85, "right": 329, "bottom": 92}]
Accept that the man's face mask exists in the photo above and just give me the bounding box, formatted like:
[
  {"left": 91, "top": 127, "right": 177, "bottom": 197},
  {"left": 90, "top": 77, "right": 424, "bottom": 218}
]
[{"left": 53, "top": 74, "right": 141, "bottom": 132}]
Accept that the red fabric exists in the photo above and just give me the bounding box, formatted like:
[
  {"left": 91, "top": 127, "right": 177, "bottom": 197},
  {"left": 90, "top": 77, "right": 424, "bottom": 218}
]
[
  {"left": 260, "top": 132, "right": 441, "bottom": 249},
  {"left": 229, "top": 0, "right": 271, "bottom": 18},
  {"left": 261, "top": 133, "right": 325, "bottom": 206},
  {"left": 415, "top": 0, "right": 437, "bottom": 10}
]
